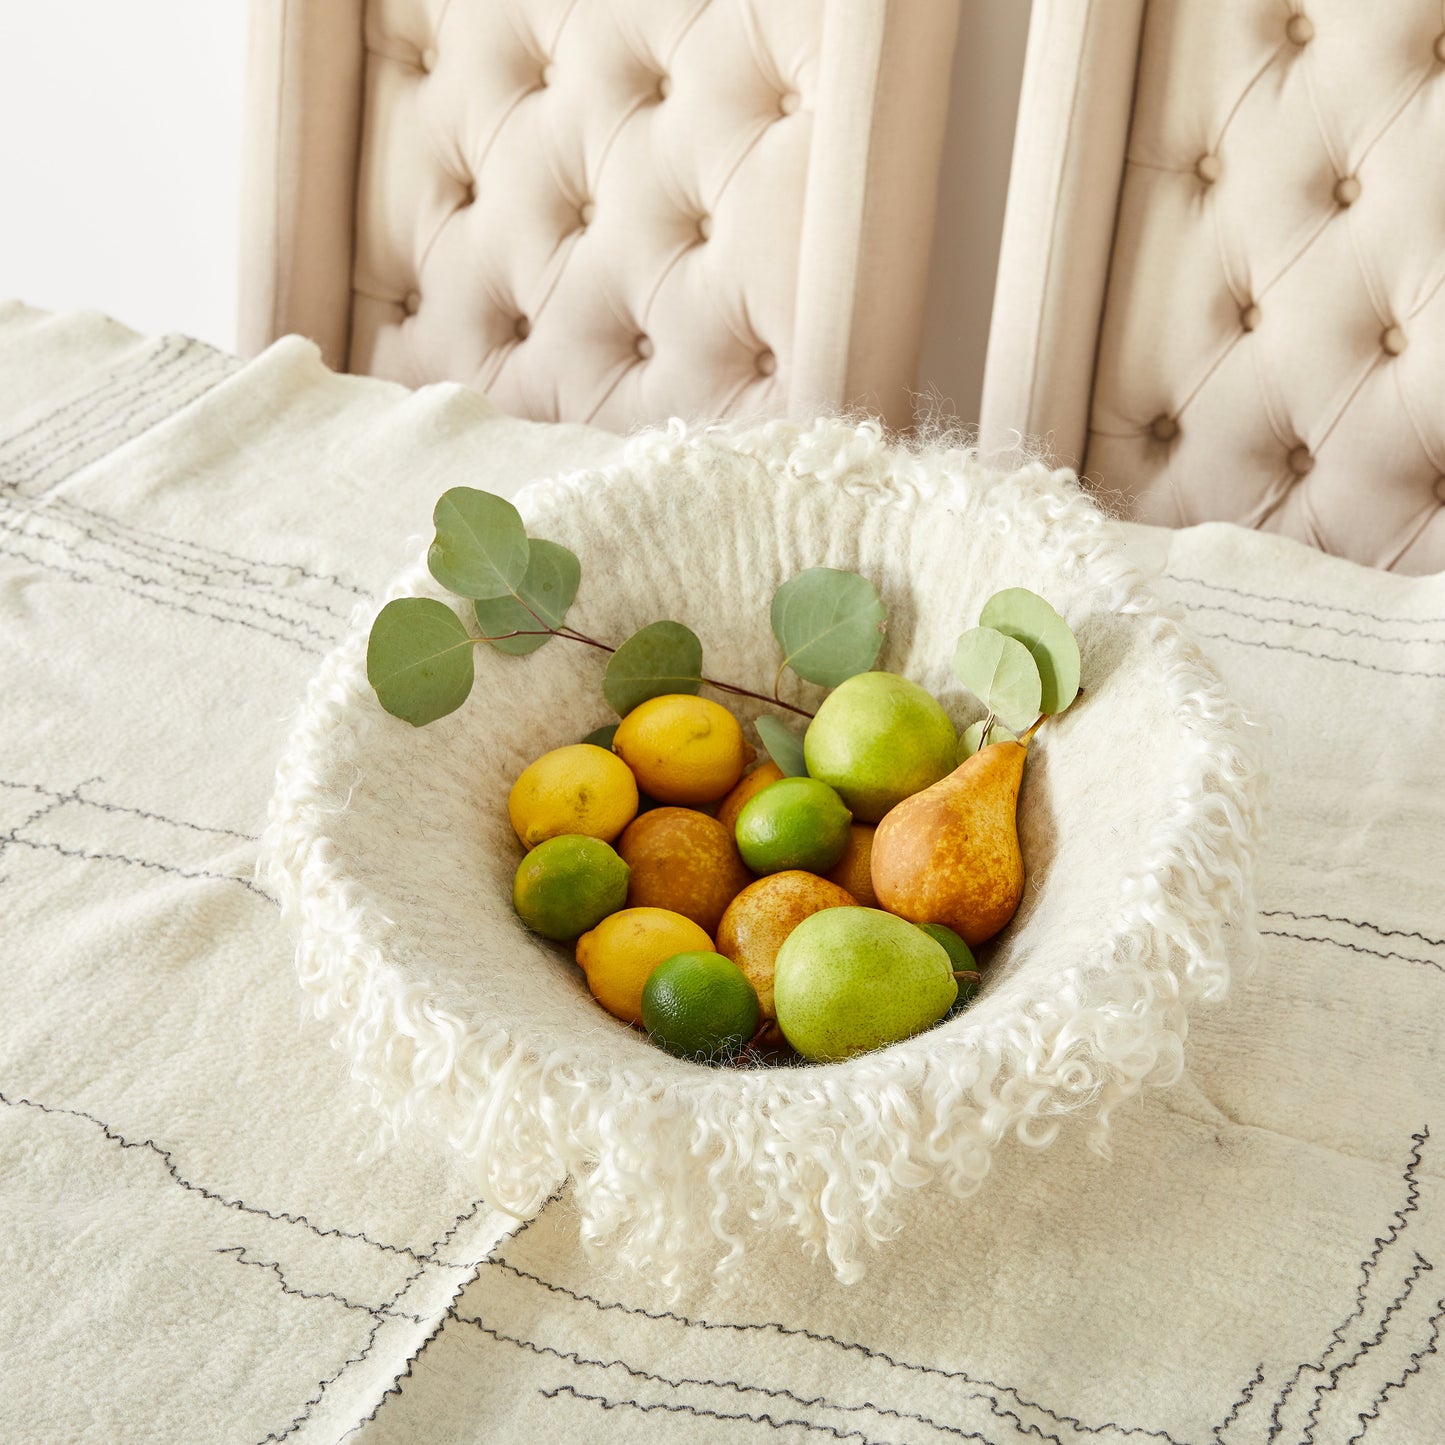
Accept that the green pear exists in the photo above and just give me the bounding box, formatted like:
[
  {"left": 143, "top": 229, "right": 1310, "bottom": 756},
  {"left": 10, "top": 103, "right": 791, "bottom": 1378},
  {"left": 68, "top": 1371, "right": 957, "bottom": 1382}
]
[{"left": 773, "top": 907, "right": 957, "bottom": 1062}]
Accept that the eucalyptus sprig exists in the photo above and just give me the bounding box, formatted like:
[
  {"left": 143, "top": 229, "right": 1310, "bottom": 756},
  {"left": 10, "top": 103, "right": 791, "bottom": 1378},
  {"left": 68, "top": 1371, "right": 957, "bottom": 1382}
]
[{"left": 365, "top": 487, "right": 891, "bottom": 730}]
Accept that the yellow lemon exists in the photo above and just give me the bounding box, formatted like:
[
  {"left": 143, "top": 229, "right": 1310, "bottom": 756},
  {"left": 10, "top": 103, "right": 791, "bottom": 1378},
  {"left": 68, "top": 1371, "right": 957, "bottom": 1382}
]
[
  {"left": 508, "top": 743, "right": 638, "bottom": 849},
  {"left": 574, "top": 906, "right": 714, "bottom": 1025},
  {"left": 612, "top": 694, "right": 752, "bottom": 805}
]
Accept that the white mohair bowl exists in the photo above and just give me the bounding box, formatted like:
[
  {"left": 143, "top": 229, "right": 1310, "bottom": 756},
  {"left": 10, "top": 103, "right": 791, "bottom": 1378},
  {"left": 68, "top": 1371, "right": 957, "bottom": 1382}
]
[{"left": 264, "top": 418, "right": 1262, "bottom": 1284}]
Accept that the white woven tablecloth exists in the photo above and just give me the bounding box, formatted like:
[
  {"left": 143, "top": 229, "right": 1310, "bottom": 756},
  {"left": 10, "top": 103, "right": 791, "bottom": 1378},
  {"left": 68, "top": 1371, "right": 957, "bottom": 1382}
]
[{"left": 2, "top": 299, "right": 1442, "bottom": 1444}]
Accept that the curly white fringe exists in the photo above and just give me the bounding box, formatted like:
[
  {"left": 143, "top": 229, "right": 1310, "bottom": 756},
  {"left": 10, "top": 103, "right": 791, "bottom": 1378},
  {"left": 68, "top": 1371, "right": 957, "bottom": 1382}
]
[{"left": 262, "top": 417, "right": 1263, "bottom": 1287}]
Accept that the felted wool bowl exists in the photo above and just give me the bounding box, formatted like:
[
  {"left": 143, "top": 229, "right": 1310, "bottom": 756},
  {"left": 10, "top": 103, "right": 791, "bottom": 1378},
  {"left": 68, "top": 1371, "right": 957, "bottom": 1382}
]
[{"left": 264, "top": 418, "right": 1261, "bottom": 1284}]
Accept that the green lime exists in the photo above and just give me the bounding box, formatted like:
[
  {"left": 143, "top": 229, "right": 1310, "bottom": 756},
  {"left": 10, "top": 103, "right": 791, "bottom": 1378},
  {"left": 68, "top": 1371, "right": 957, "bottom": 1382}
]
[
  {"left": 641, "top": 951, "right": 760, "bottom": 1061},
  {"left": 512, "top": 834, "right": 630, "bottom": 941},
  {"left": 917, "top": 923, "right": 979, "bottom": 1009},
  {"left": 803, "top": 671, "right": 958, "bottom": 822},
  {"left": 733, "top": 777, "right": 851, "bottom": 875}
]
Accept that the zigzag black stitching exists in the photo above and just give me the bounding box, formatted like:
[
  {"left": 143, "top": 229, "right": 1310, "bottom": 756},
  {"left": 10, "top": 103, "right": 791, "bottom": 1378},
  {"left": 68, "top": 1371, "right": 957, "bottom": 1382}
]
[
  {"left": 1264, "top": 1127, "right": 1429, "bottom": 1441},
  {"left": 461, "top": 1313, "right": 1048, "bottom": 1445},
  {"left": 0, "top": 830, "right": 269, "bottom": 898},
  {"left": 1299, "top": 1252, "right": 1433, "bottom": 1441},
  {"left": 0, "top": 1090, "right": 427, "bottom": 1262},
  {"left": 213, "top": 1246, "right": 425, "bottom": 1323},
  {"left": 0, "top": 775, "right": 257, "bottom": 843},
  {"left": 488, "top": 1260, "right": 1187, "bottom": 1444},
  {"left": 1211, "top": 1362, "right": 1264, "bottom": 1441},
  {"left": 1259, "top": 927, "right": 1442, "bottom": 971},
  {"left": 1345, "top": 1296, "right": 1445, "bottom": 1443},
  {"left": 1185, "top": 599, "right": 1445, "bottom": 648},
  {"left": 1171, "top": 575, "right": 1445, "bottom": 631},
  {"left": 0, "top": 534, "right": 323, "bottom": 655},
  {"left": 1187, "top": 627, "right": 1444, "bottom": 681},
  {"left": 1260, "top": 910, "right": 1445, "bottom": 951},
  {"left": 0, "top": 512, "right": 337, "bottom": 646},
  {"left": 537, "top": 1383, "right": 908, "bottom": 1444}
]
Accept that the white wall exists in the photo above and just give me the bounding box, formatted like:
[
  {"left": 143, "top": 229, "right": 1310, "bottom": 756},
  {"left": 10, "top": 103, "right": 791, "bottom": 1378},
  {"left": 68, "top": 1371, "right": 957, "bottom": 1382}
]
[
  {"left": 0, "top": 2, "right": 248, "bottom": 350},
  {"left": 0, "top": 1, "right": 1028, "bottom": 422}
]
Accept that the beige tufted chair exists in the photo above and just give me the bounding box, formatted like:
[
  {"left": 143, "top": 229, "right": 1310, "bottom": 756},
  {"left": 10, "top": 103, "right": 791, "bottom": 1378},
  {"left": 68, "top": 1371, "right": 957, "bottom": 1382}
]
[
  {"left": 238, "top": 0, "right": 959, "bottom": 433},
  {"left": 981, "top": 0, "right": 1445, "bottom": 573}
]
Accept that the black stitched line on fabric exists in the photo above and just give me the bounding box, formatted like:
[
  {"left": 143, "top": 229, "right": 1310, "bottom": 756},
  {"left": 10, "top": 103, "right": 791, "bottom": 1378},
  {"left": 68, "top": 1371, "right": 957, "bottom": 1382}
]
[
  {"left": 0, "top": 832, "right": 269, "bottom": 898},
  {"left": 0, "top": 1090, "right": 430, "bottom": 1262},
  {"left": 43, "top": 495, "right": 369, "bottom": 599},
  {"left": 1170, "top": 575, "right": 1445, "bottom": 631},
  {"left": 1345, "top": 1297, "right": 1445, "bottom": 1444},
  {"left": 9, "top": 345, "right": 237, "bottom": 499},
  {"left": 213, "top": 1246, "right": 426, "bottom": 1323},
  {"left": 3, "top": 343, "right": 229, "bottom": 498},
  {"left": 0, "top": 497, "right": 354, "bottom": 625},
  {"left": 1263, "top": 1127, "right": 1429, "bottom": 1441},
  {"left": 0, "top": 534, "right": 325, "bottom": 655},
  {"left": 1211, "top": 1361, "right": 1265, "bottom": 1442},
  {"left": 1187, "top": 628, "right": 1444, "bottom": 680},
  {"left": 1259, "top": 928, "right": 1442, "bottom": 971},
  {"left": 0, "top": 775, "right": 257, "bottom": 843},
  {"left": 487, "top": 1261, "right": 1189, "bottom": 1444},
  {"left": 1298, "top": 1253, "right": 1434, "bottom": 1441},
  {"left": 1260, "top": 910, "right": 1445, "bottom": 951},
  {"left": 0, "top": 512, "right": 338, "bottom": 646},
  {"left": 461, "top": 1314, "right": 1049, "bottom": 1445},
  {"left": 0, "top": 335, "right": 184, "bottom": 460},
  {"left": 537, "top": 1383, "right": 906, "bottom": 1444},
  {"left": 1184, "top": 598, "right": 1445, "bottom": 648}
]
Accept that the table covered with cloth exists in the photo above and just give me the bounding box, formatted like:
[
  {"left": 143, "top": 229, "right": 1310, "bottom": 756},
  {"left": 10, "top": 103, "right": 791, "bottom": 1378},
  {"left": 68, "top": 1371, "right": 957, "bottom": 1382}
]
[{"left": 2, "top": 298, "right": 1443, "bottom": 1444}]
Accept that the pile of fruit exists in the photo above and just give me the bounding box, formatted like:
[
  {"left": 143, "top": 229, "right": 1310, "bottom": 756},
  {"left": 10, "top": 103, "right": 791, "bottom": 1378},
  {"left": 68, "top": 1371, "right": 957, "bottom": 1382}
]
[
  {"left": 366, "top": 486, "right": 1082, "bottom": 1067},
  {"left": 506, "top": 667, "right": 1052, "bottom": 1065}
]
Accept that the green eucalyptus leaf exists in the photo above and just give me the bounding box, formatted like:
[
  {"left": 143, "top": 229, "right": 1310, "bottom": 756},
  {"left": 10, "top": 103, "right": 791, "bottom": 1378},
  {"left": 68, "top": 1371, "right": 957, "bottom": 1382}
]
[
  {"left": 366, "top": 597, "right": 475, "bottom": 727},
  {"left": 602, "top": 621, "right": 704, "bottom": 716},
  {"left": 755, "top": 715, "right": 808, "bottom": 777},
  {"left": 427, "top": 487, "right": 530, "bottom": 600},
  {"left": 958, "top": 718, "right": 1017, "bottom": 761},
  {"left": 472, "top": 539, "right": 580, "bottom": 655},
  {"left": 770, "top": 568, "right": 887, "bottom": 687},
  {"left": 952, "top": 627, "right": 1042, "bottom": 731},
  {"left": 581, "top": 723, "right": 618, "bottom": 749},
  {"left": 978, "top": 587, "right": 1081, "bottom": 714}
]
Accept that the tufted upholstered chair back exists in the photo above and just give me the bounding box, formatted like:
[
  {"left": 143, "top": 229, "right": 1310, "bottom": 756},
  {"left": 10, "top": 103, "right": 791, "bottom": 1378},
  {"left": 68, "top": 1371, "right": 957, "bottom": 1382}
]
[
  {"left": 982, "top": 0, "right": 1445, "bottom": 573},
  {"left": 239, "top": 0, "right": 959, "bottom": 433}
]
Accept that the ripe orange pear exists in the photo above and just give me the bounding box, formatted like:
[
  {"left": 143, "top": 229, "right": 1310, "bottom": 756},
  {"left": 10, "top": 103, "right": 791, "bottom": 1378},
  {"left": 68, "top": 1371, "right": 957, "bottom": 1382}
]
[{"left": 870, "top": 735, "right": 1030, "bottom": 946}]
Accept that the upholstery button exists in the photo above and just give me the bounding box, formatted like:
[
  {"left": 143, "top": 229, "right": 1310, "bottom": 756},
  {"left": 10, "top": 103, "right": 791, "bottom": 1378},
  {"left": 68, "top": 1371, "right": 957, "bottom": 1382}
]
[
  {"left": 402, "top": 290, "right": 421, "bottom": 316},
  {"left": 635, "top": 335, "right": 654, "bottom": 361},
  {"left": 778, "top": 91, "right": 800, "bottom": 116},
  {"left": 1334, "top": 175, "right": 1361, "bottom": 207},
  {"left": 1195, "top": 153, "right": 1221, "bottom": 184},
  {"left": 578, "top": 200, "right": 596, "bottom": 227},
  {"left": 1240, "top": 303, "right": 1262, "bottom": 332},
  {"left": 420, "top": 47, "right": 438, "bottom": 73},
  {"left": 514, "top": 316, "right": 531, "bottom": 342},
  {"left": 1285, "top": 15, "right": 1314, "bottom": 45},
  {"left": 1381, "top": 325, "right": 1407, "bottom": 356},
  {"left": 1434, "top": 476, "right": 1445, "bottom": 503},
  {"left": 540, "top": 62, "right": 555, "bottom": 87},
  {"left": 1149, "top": 414, "right": 1179, "bottom": 443},
  {"left": 1435, "top": 33, "right": 1445, "bottom": 63},
  {"left": 756, "top": 349, "right": 777, "bottom": 377},
  {"left": 461, "top": 178, "right": 477, "bottom": 206},
  {"left": 1288, "top": 445, "right": 1314, "bottom": 476},
  {"left": 696, "top": 214, "right": 713, "bottom": 242},
  {"left": 655, "top": 75, "right": 671, "bottom": 101}
]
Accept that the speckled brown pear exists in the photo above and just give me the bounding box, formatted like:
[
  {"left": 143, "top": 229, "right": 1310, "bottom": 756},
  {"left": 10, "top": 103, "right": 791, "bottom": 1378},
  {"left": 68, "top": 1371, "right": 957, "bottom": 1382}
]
[{"left": 869, "top": 737, "right": 1029, "bottom": 946}]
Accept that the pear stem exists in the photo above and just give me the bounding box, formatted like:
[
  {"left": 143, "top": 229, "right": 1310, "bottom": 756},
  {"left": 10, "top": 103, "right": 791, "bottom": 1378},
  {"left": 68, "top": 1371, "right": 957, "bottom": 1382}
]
[
  {"left": 953, "top": 970, "right": 981, "bottom": 986},
  {"left": 1019, "top": 715, "right": 1046, "bottom": 746}
]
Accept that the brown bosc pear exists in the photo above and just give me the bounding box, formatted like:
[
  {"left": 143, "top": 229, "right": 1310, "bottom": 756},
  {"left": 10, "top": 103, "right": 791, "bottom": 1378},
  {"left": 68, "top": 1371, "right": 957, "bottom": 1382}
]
[{"left": 869, "top": 734, "right": 1031, "bottom": 947}]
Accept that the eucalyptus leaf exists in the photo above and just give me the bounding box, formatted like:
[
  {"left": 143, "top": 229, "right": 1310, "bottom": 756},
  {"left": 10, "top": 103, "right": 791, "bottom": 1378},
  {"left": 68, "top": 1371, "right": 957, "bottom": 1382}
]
[
  {"left": 366, "top": 597, "right": 475, "bottom": 727},
  {"left": 427, "top": 487, "right": 530, "bottom": 600},
  {"left": 581, "top": 723, "right": 618, "bottom": 749},
  {"left": 978, "top": 587, "right": 1081, "bottom": 714},
  {"left": 472, "top": 539, "right": 580, "bottom": 655},
  {"left": 755, "top": 715, "right": 808, "bottom": 777},
  {"left": 602, "top": 621, "right": 704, "bottom": 716},
  {"left": 770, "top": 568, "right": 887, "bottom": 687},
  {"left": 959, "top": 718, "right": 1017, "bottom": 761},
  {"left": 952, "top": 627, "right": 1042, "bottom": 731}
]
